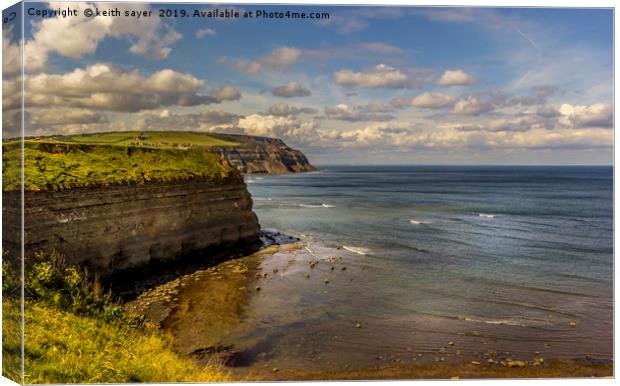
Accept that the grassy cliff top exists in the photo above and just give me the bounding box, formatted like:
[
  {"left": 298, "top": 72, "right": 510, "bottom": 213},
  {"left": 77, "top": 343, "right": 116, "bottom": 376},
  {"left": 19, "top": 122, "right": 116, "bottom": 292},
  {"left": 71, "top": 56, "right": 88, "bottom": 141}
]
[
  {"left": 25, "top": 131, "right": 253, "bottom": 149},
  {"left": 2, "top": 140, "right": 239, "bottom": 192}
]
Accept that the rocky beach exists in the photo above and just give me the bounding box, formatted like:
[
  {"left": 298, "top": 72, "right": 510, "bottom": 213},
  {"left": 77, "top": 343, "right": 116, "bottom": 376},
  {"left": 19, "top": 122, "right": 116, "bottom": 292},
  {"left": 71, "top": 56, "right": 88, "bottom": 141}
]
[{"left": 122, "top": 230, "right": 612, "bottom": 380}]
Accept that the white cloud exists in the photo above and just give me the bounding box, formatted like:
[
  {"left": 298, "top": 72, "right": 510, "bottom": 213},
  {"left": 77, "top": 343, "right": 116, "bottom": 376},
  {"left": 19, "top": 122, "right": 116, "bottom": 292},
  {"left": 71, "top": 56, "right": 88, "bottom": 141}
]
[
  {"left": 29, "top": 107, "right": 109, "bottom": 126},
  {"left": 196, "top": 27, "right": 216, "bottom": 38},
  {"left": 235, "top": 46, "right": 301, "bottom": 74},
  {"left": 451, "top": 96, "right": 495, "bottom": 115},
  {"left": 20, "top": 2, "right": 181, "bottom": 73},
  {"left": 449, "top": 116, "right": 541, "bottom": 132},
  {"left": 271, "top": 81, "right": 312, "bottom": 98},
  {"left": 558, "top": 103, "right": 613, "bottom": 128},
  {"left": 436, "top": 69, "right": 478, "bottom": 86},
  {"left": 268, "top": 103, "right": 317, "bottom": 116},
  {"left": 2, "top": 26, "right": 21, "bottom": 74},
  {"left": 3, "top": 63, "right": 225, "bottom": 112},
  {"left": 324, "top": 104, "right": 394, "bottom": 122},
  {"left": 361, "top": 101, "right": 395, "bottom": 113},
  {"left": 237, "top": 113, "right": 319, "bottom": 140},
  {"left": 393, "top": 92, "right": 456, "bottom": 109},
  {"left": 211, "top": 85, "right": 241, "bottom": 101},
  {"left": 333, "top": 64, "right": 410, "bottom": 88}
]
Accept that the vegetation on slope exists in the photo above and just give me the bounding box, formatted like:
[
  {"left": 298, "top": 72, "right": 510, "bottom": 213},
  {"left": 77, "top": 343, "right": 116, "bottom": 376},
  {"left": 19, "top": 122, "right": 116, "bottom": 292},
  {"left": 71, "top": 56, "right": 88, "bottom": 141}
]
[
  {"left": 1, "top": 251, "right": 231, "bottom": 383},
  {"left": 2, "top": 140, "right": 239, "bottom": 191}
]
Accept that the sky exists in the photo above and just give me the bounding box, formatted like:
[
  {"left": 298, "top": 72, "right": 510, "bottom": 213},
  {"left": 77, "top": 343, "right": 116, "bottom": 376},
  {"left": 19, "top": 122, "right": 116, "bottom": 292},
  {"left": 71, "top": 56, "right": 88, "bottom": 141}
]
[{"left": 2, "top": 2, "right": 614, "bottom": 164}]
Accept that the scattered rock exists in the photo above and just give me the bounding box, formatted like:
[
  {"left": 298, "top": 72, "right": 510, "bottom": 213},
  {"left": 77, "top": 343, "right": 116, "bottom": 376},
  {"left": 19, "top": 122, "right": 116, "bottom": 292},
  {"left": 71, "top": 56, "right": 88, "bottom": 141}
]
[
  {"left": 324, "top": 278, "right": 330, "bottom": 284},
  {"left": 448, "top": 341, "right": 454, "bottom": 346},
  {"left": 273, "top": 268, "right": 279, "bottom": 273},
  {"left": 272, "top": 368, "right": 279, "bottom": 373},
  {"left": 255, "top": 286, "right": 261, "bottom": 291},
  {"left": 356, "top": 323, "right": 362, "bottom": 328},
  {"left": 330, "top": 267, "right": 335, "bottom": 271},
  {"left": 471, "top": 361, "right": 480, "bottom": 366},
  {"left": 506, "top": 360, "right": 527, "bottom": 368},
  {"left": 341, "top": 266, "right": 347, "bottom": 271},
  {"left": 305, "top": 273, "right": 310, "bottom": 279},
  {"left": 569, "top": 321, "right": 577, "bottom": 327}
]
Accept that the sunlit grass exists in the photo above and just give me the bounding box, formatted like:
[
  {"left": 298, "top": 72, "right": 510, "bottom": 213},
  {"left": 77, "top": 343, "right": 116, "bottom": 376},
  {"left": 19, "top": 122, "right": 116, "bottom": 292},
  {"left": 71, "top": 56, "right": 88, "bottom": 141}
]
[
  {"left": 22, "top": 301, "right": 231, "bottom": 384},
  {"left": 2, "top": 141, "right": 239, "bottom": 191},
  {"left": 35, "top": 131, "right": 244, "bottom": 149}
]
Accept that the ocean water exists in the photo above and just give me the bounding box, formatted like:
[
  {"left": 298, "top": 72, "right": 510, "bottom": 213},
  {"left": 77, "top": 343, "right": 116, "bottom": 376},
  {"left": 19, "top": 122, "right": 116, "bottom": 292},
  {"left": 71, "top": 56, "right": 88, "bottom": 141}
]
[{"left": 236, "top": 165, "right": 612, "bottom": 371}]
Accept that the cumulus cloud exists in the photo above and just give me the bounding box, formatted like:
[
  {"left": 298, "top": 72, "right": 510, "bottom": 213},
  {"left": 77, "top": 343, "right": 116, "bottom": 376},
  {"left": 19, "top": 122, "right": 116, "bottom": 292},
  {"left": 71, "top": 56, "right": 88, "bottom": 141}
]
[
  {"left": 558, "top": 103, "right": 613, "bottom": 128},
  {"left": 448, "top": 116, "right": 543, "bottom": 132},
  {"left": 333, "top": 64, "right": 410, "bottom": 89},
  {"left": 211, "top": 85, "right": 241, "bottom": 101},
  {"left": 15, "top": 2, "right": 180, "bottom": 73},
  {"left": 3, "top": 63, "right": 236, "bottom": 112},
  {"left": 196, "top": 27, "right": 216, "bottom": 38},
  {"left": 2, "top": 26, "right": 21, "bottom": 74},
  {"left": 436, "top": 69, "right": 478, "bottom": 86},
  {"left": 536, "top": 105, "right": 561, "bottom": 118},
  {"left": 324, "top": 104, "right": 395, "bottom": 121},
  {"left": 268, "top": 103, "right": 317, "bottom": 116},
  {"left": 133, "top": 110, "right": 241, "bottom": 132},
  {"left": 235, "top": 46, "right": 301, "bottom": 74},
  {"left": 271, "top": 81, "right": 312, "bottom": 98},
  {"left": 392, "top": 92, "right": 456, "bottom": 109},
  {"left": 361, "top": 101, "right": 395, "bottom": 113},
  {"left": 451, "top": 95, "right": 495, "bottom": 115},
  {"left": 29, "top": 107, "right": 109, "bottom": 127},
  {"left": 237, "top": 113, "right": 319, "bottom": 142}
]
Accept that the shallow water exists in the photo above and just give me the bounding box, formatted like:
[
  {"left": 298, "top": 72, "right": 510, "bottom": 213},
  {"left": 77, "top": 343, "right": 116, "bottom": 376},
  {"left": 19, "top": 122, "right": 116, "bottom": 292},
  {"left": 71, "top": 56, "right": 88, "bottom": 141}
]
[{"left": 137, "top": 166, "right": 614, "bottom": 375}]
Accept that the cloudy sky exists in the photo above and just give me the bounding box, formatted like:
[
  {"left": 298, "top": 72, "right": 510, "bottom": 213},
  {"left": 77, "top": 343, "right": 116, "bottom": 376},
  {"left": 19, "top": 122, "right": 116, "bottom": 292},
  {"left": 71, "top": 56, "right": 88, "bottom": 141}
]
[{"left": 2, "top": 2, "right": 613, "bottom": 164}]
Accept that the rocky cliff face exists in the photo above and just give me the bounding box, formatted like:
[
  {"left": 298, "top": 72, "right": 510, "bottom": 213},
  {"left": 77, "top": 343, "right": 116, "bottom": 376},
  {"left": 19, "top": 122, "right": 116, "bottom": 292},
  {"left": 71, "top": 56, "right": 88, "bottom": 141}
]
[
  {"left": 208, "top": 136, "right": 318, "bottom": 174},
  {"left": 3, "top": 176, "right": 260, "bottom": 276}
]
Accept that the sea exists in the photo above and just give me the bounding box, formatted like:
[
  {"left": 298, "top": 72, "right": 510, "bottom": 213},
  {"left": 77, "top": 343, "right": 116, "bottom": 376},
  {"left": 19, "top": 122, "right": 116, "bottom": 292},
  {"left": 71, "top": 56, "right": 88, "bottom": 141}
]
[{"left": 234, "top": 165, "right": 613, "bottom": 372}]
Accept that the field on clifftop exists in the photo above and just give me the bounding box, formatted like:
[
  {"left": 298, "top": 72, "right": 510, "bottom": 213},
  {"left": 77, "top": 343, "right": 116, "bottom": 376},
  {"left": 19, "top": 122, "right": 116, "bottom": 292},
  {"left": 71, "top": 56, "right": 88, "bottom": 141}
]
[
  {"left": 31, "top": 131, "right": 253, "bottom": 149},
  {"left": 2, "top": 139, "right": 240, "bottom": 191}
]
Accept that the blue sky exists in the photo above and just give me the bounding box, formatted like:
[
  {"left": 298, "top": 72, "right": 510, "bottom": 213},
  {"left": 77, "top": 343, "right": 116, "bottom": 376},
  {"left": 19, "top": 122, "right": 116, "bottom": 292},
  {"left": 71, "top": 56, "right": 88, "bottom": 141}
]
[{"left": 3, "top": 3, "right": 614, "bottom": 164}]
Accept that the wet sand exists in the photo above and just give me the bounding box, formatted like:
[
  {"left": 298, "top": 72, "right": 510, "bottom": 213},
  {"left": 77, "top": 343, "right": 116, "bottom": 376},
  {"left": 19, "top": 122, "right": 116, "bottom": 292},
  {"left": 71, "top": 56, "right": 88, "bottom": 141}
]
[{"left": 124, "top": 237, "right": 613, "bottom": 380}]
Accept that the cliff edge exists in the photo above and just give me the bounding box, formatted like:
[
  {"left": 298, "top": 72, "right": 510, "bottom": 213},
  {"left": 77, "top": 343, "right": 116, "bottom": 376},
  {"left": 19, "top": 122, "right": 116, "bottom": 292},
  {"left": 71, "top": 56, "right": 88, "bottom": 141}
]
[
  {"left": 31, "top": 131, "right": 318, "bottom": 175},
  {"left": 207, "top": 134, "right": 318, "bottom": 174},
  {"left": 2, "top": 140, "right": 261, "bottom": 276}
]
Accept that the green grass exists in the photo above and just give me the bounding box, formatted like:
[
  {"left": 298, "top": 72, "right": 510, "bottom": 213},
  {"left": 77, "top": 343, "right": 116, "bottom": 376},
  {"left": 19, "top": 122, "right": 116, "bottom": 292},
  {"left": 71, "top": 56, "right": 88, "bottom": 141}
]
[
  {"left": 2, "top": 140, "right": 239, "bottom": 191},
  {"left": 19, "top": 300, "right": 231, "bottom": 383},
  {"left": 1, "top": 251, "right": 232, "bottom": 384},
  {"left": 41, "top": 131, "right": 245, "bottom": 149}
]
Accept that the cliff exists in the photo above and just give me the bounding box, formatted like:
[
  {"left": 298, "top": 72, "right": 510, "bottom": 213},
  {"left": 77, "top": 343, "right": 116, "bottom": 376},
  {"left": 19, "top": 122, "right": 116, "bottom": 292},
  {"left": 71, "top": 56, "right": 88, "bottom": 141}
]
[
  {"left": 28, "top": 131, "right": 318, "bottom": 175},
  {"left": 2, "top": 141, "right": 260, "bottom": 276},
  {"left": 206, "top": 135, "right": 318, "bottom": 174}
]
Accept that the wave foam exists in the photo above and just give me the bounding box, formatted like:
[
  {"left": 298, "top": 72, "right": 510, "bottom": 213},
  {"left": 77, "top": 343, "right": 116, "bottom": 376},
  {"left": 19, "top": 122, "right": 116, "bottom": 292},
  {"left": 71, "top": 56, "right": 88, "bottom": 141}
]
[
  {"left": 343, "top": 246, "right": 370, "bottom": 255},
  {"left": 460, "top": 316, "right": 524, "bottom": 327},
  {"left": 478, "top": 213, "right": 495, "bottom": 218},
  {"left": 299, "top": 203, "right": 334, "bottom": 208}
]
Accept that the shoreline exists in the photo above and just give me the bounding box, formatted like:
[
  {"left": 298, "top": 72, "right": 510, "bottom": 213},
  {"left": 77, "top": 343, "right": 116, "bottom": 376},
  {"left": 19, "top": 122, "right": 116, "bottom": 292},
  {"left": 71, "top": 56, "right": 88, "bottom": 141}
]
[
  {"left": 123, "top": 232, "right": 613, "bottom": 380},
  {"left": 254, "top": 358, "right": 612, "bottom": 380}
]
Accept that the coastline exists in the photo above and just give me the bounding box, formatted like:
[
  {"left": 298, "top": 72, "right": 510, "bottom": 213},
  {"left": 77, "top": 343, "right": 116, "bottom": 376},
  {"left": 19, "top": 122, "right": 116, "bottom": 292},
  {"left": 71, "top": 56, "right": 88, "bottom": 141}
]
[{"left": 123, "top": 232, "right": 613, "bottom": 380}]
